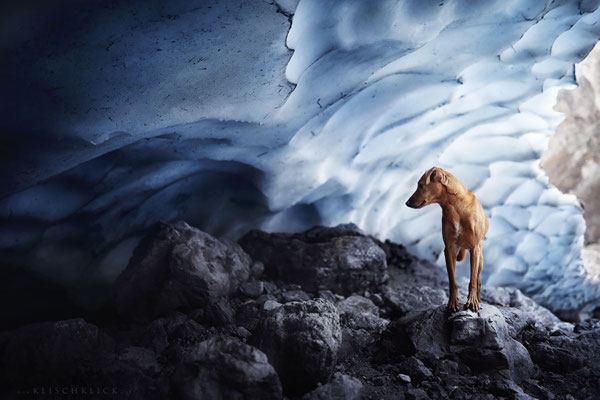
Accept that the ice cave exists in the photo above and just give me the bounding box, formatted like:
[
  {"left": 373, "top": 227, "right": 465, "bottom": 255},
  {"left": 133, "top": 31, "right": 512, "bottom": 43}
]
[{"left": 1, "top": 1, "right": 600, "bottom": 398}]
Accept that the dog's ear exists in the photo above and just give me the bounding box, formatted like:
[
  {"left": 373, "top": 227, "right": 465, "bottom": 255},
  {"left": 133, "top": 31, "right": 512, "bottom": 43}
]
[
  {"left": 439, "top": 171, "right": 449, "bottom": 186},
  {"left": 438, "top": 170, "right": 458, "bottom": 194},
  {"left": 425, "top": 167, "right": 437, "bottom": 185}
]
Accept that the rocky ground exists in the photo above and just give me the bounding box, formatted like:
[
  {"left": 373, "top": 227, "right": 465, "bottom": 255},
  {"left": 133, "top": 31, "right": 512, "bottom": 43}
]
[{"left": 1, "top": 221, "right": 599, "bottom": 399}]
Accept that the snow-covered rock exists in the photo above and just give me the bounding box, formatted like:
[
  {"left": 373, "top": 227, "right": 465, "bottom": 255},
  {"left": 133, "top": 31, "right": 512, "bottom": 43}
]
[{"left": 0, "top": 0, "right": 599, "bottom": 316}]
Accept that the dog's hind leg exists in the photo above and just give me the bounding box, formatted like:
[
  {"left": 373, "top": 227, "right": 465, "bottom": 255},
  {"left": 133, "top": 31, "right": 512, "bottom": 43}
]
[
  {"left": 457, "top": 248, "right": 466, "bottom": 262},
  {"left": 477, "top": 246, "right": 483, "bottom": 302}
]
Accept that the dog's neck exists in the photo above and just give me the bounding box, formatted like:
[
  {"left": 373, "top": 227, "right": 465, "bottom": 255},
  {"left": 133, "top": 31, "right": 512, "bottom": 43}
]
[{"left": 438, "top": 182, "right": 469, "bottom": 216}]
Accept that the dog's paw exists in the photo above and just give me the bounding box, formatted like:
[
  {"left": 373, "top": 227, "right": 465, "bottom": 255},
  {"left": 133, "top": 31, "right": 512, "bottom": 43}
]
[
  {"left": 447, "top": 296, "right": 460, "bottom": 314},
  {"left": 464, "top": 293, "right": 480, "bottom": 312}
]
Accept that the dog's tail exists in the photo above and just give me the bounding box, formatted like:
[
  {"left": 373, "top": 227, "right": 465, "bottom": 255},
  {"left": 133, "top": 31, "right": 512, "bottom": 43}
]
[{"left": 457, "top": 248, "right": 466, "bottom": 262}]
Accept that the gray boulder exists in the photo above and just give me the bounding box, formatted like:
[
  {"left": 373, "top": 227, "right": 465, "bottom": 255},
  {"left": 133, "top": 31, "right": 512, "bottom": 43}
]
[
  {"left": 171, "top": 336, "right": 282, "bottom": 400},
  {"left": 302, "top": 373, "right": 363, "bottom": 400},
  {"left": 483, "top": 286, "right": 561, "bottom": 332},
  {"left": 381, "top": 306, "right": 449, "bottom": 363},
  {"left": 251, "top": 298, "right": 342, "bottom": 395},
  {"left": 337, "top": 295, "right": 388, "bottom": 331},
  {"left": 382, "top": 285, "right": 448, "bottom": 317},
  {"left": 448, "top": 305, "right": 534, "bottom": 382},
  {"left": 238, "top": 224, "right": 388, "bottom": 296},
  {"left": 523, "top": 322, "right": 600, "bottom": 372},
  {"left": 382, "top": 304, "right": 534, "bottom": 382},
  {"left": 114, "top": 221, "right": 250, "bottom": 322}
]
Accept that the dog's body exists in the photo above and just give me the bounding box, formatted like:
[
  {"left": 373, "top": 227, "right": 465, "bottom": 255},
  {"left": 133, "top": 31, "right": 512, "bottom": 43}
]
[{"left": 406, "top": 166, "right": 489, "bottom": 313}]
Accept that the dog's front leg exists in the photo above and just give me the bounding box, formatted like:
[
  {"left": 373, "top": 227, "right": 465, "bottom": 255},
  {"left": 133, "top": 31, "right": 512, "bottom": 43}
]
[
  {"left": 444, "top": 245, "right": 459, "bottom": 313},
  {"left": 464, "top": 245, "right": 481, "bottom": 312}
]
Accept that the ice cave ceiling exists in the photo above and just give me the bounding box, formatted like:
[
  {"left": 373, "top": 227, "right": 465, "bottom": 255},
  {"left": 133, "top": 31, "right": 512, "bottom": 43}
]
[{"left": 1, "top": 0, "right": 600, "bottom": 315}]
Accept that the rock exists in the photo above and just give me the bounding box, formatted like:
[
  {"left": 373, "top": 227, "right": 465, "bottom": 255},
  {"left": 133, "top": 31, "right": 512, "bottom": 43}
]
[
  {"left": 281, "top": 288, "right": 311, "bottom": 303},
  {"left": 117, "top": 346, "right": 161, "bottom": 375},
  {"left": 487, "top": 379, "right": 534, "bottom": 400},
  {"left": 382, "top": 285, "right": 448, "bottom": 317},
  {"left": 380, "top": 306, "right": 448, "bottom": 363},
  {"left": 448, "top": 305, "right": 534, "bottom": 382},
  {"left": 481, "top": 286, "right": 561, "bottom": 333},
  {"left": 239, "top": 280, "right": 265, "bottom": 299},
  {"left": 114, "top": 221, "right": 251, "bottom": 322},
  {"left": 142, "top": 313, "right": 211, "bottom": 367},
  {"left": 235, "top": 300, "right": 265, "bottom": 333},
  {"left": 400, "top": 356, "right": 433, "bottom": 384},
  {"left": 251, "top": 261, "right": 265, "bottom": 277},
  {"left": 238, "top": 224, "right": 388, "bottom": 296},
  {"left": 263, "top": 299, "right": 283, "bottom": 311},
  {"left": 382, "top": 304, "right": 534, "bottom": 382},
  {"left": 302, "top": 373, "right": 363, "bottom": 400},
  {"left": 521, "top": 379, "right": 556, "bottom": 400},
  {"left": 171, "top": 336, "right": 282, "bottom": 400},
  {"left": 189, "top": 297, "right": 235, "bottom": 326},
  {"left": 406, "top": 388, "right": 430, "bottom": 400},
  {"left": 263, "top": 281, "right": 281, "bottom": 295},
  {"left": 337, "top": 295, "right": 388, "bottom": 331},
  {"left": 367, "top": 292, "right": 384, "bottom": 307},
  {"left": 522, "top": 323, "right": 600, "bottom": 373},
  {"left": 233, "top": 326, "right": 252, "bottom": 339},
  {"left": 251, "top": 298, "right": 342, "bottom": 395},
  {"left": 317, "top": 289, "right": 338, "bottom": 303},
  {"left": 338, "top": 295, "right": 380, "bottom": 316},
  {"left": 398, "top": 374, "right": 412, "bottom": 384}
]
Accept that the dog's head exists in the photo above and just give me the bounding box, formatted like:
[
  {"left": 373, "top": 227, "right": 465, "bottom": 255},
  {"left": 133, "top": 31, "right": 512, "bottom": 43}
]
[{"left": 405, "top": 166, "right": 449, "bottom": 209}]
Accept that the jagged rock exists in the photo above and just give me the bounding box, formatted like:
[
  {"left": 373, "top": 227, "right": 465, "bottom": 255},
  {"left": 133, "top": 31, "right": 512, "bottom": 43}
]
[
  {"left": 481, "top": 286, "right": 561, "bottom": 333},
  {"left": 238, "top": 224, "right": 388, "bottom": 296},
  {"left": 189, "top": 297, "right": 235, "bottom": 326},
  {"left": 487, "top": 379, "right": 534, "bottom": 400},
  {"left": 280, "top": 288, "right": 311, "bottom": 303},
  {"left": 522, "top": 322, "right": 600, "bottom": 373},
  {"left": 114, "top": 221, "right": 250, "bottom": 322},
  {"left": 399, "top": 356, "right": 433, "bottom": 384},
  {"left": 382, "top": 285, "right": 448, "bottom": 317},
  {"left": 448, "top": 306, "right": 534, "bottom": 382},
  {"left": 250, "top": 298, "right": 342, "bottom": 395},
  {"left": 263, "top": 299, "right": 283, "bottom": 311},
  {"left": 250, "top": 261, "right": 265, "bottom": 278},
  {"left": 382, "top": 304, "right": 534, "bottom": 382},
  {"left": 406, "top": 388, "right": 430, "bottom": 400},
  {"left": 317, "top": 289, "right": 338, "bottom": 303},
  {"left": 117, "top": 346, "right": 161, "bottom": 375},
  {"left": 131, "top": 312, "right": 209, "bottom": 355},
  {"left": 239, "top": 280, "right": 265, "bottom": 299},
  {"left": 337, "top": 295, "right": 388, "bottom": 331},
  {"left": 302, "top": 373, "right": 363, "bottom": 400},
  {"left": 381, "top": 306, "right": 448, "bottom": 363},
  {"left": 171, "top": 336, "right": 282, "bottom": 400}
]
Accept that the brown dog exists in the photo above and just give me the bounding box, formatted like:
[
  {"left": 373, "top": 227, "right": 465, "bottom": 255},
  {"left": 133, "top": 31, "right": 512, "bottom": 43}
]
[{"left": 406, "top": 166, "right": 489, "bottom": 313}]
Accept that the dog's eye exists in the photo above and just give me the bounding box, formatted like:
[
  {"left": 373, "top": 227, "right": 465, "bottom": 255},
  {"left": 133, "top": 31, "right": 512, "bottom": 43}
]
[{"left": 418, "top": 183, "right": 423, "bottom": 189}]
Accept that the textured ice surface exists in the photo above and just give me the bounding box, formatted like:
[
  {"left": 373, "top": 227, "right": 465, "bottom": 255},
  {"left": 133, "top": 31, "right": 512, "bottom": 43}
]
[{"left": 1, "top": 0, "right": 599, "bottom": 314}]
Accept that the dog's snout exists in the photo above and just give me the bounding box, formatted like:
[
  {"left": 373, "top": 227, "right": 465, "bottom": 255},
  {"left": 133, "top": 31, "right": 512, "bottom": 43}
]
[{"left": 405, "top": 200, "right": 410, "bottom": 207}]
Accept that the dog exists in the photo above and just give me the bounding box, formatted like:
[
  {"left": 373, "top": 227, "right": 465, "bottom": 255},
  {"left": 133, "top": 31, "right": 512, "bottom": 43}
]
[{"left": 406, "top": 166, "right": 489, "bottom": 313}]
